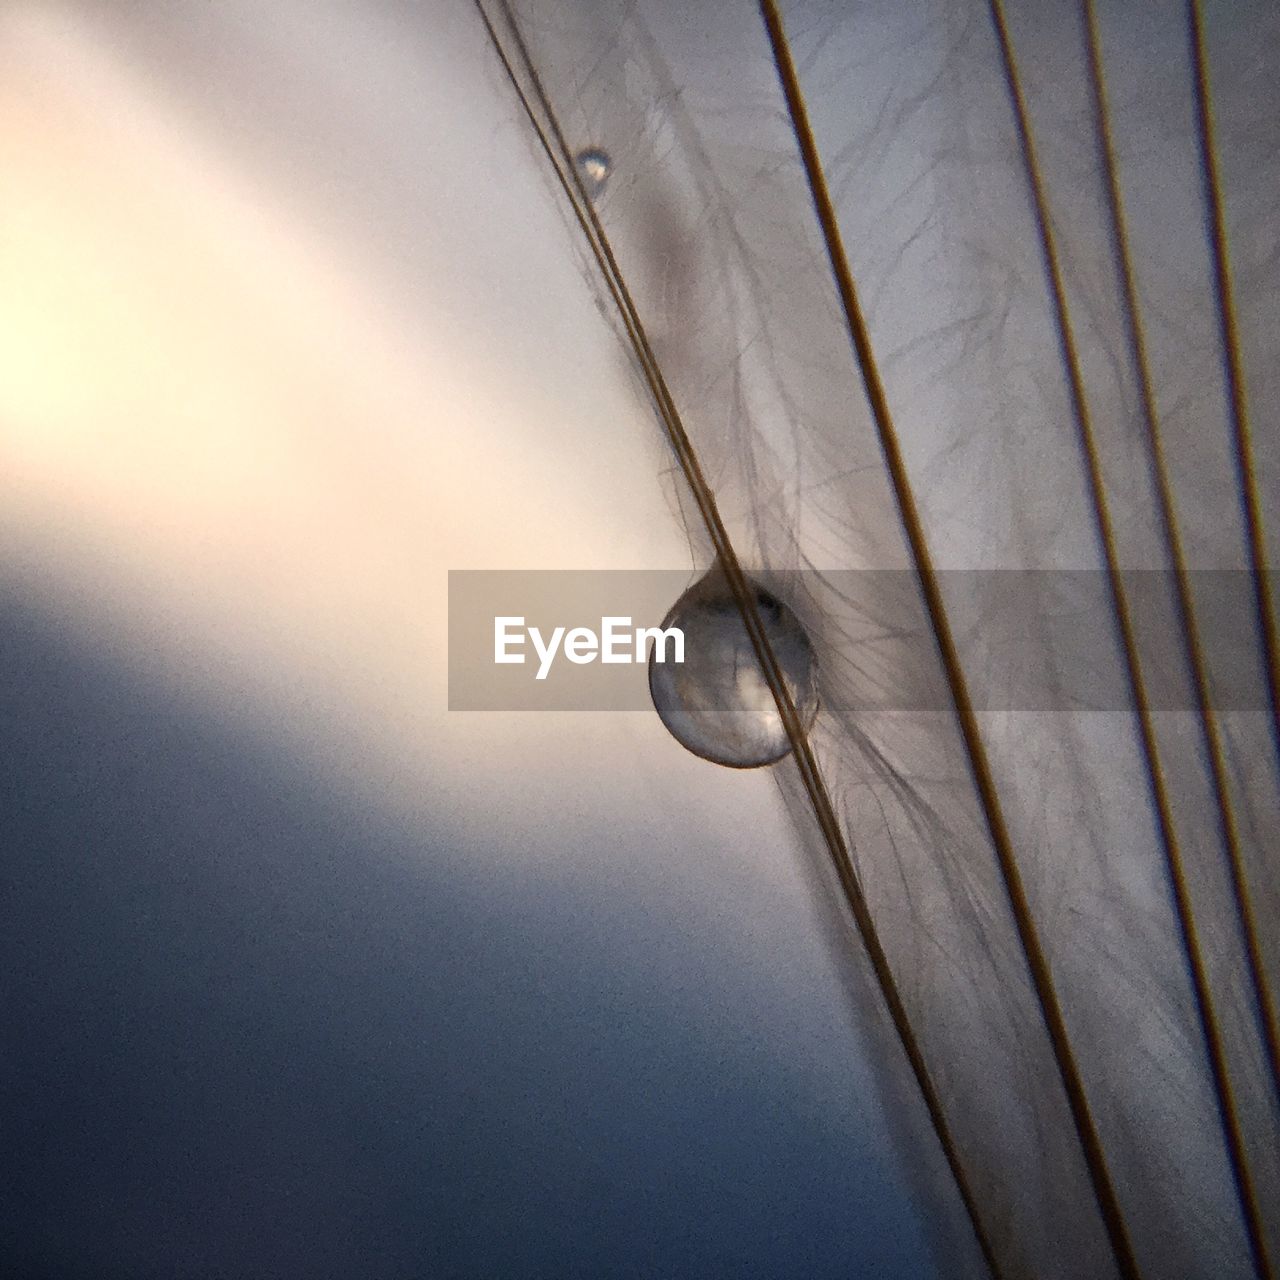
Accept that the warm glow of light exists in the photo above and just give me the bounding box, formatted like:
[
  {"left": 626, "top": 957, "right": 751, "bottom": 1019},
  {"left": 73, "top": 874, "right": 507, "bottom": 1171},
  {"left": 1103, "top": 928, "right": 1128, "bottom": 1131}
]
[{"left": 0, "top": 5, "right": 791, "bottom": 892}]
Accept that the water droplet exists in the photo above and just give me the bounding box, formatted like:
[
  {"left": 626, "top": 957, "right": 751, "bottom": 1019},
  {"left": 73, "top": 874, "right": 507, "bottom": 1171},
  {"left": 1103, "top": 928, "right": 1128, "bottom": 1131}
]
[
  {"left": 575, "top": 147, "right": 612, "bottom": 200},
  {"left": 649, "top": 570, "right": 818, "bottom": 768}
]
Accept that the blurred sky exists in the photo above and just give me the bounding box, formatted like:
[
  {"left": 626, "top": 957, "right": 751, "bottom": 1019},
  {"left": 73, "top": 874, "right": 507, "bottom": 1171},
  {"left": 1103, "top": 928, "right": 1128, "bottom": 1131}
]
[{"left": 0, "top": 3, "right": 939, "bottom": 1275}]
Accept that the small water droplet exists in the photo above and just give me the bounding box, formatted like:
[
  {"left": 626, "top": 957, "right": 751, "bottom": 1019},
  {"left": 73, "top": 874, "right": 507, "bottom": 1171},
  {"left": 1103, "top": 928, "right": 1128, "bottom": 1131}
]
[
  {"left": 575, "top": 148, "right": 612, "bottom": 200},
  {"left": 649, "top": 570, "right": 818, "bottom": 768}
]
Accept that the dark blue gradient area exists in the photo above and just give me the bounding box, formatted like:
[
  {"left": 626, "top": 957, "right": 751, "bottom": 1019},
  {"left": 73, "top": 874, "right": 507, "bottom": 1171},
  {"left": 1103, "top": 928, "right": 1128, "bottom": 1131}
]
[{"left": 0, "top": 601, "right": 930, "bottom": 1279}]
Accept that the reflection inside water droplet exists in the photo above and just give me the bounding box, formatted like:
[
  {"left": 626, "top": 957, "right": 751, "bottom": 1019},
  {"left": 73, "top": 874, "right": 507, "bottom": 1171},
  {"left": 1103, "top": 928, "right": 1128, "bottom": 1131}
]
[
  {"left": 574, "top": 147, "right": 612, "bottom": 199},
  {"left": 649, "top": 570, "right": 818, "bottom": 768}
]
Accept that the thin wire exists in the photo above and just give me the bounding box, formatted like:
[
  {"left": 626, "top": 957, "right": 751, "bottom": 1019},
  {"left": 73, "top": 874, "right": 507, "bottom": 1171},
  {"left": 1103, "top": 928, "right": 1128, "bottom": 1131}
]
[
  {"left": 1188, "top": 0, "right": 1280, "bottom": 760},
  {"left": 1079, "top": 3, "right": 1276, "bottom": 1275},
  {"left": 474, "top": 3, "right": 1003, "bottom": 1275},
  {"left": 989, "top": 0, "right": 1278, "bottom": 1273},
  {"left": 1088, "top": 0, "right": 1280, "bottom": 1143},
  {"left": 759, "top": 1, "right": 1138, "bottom": 1276}
]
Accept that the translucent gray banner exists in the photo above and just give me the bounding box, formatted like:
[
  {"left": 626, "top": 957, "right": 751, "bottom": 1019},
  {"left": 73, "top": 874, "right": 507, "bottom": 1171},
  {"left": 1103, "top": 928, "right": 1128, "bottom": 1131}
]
[{"left": 447, "top": 569, "right": 1274, "bottom": 712}]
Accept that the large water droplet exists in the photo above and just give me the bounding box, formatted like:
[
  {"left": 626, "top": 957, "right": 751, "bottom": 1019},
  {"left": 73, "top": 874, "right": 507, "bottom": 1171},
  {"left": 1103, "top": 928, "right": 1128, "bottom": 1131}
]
[
  {"left": 649, "top": 570, "right": 818, "bottom": 768},
  {"left": 575, "top": 147, "right": 612, "bottom": 200}
]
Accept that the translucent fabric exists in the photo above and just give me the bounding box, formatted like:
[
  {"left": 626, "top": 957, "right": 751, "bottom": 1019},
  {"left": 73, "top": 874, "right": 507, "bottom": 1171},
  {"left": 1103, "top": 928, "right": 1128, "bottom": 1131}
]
[{"left": 477, "top": 2, "right": 1280, "bottom": 1277}]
